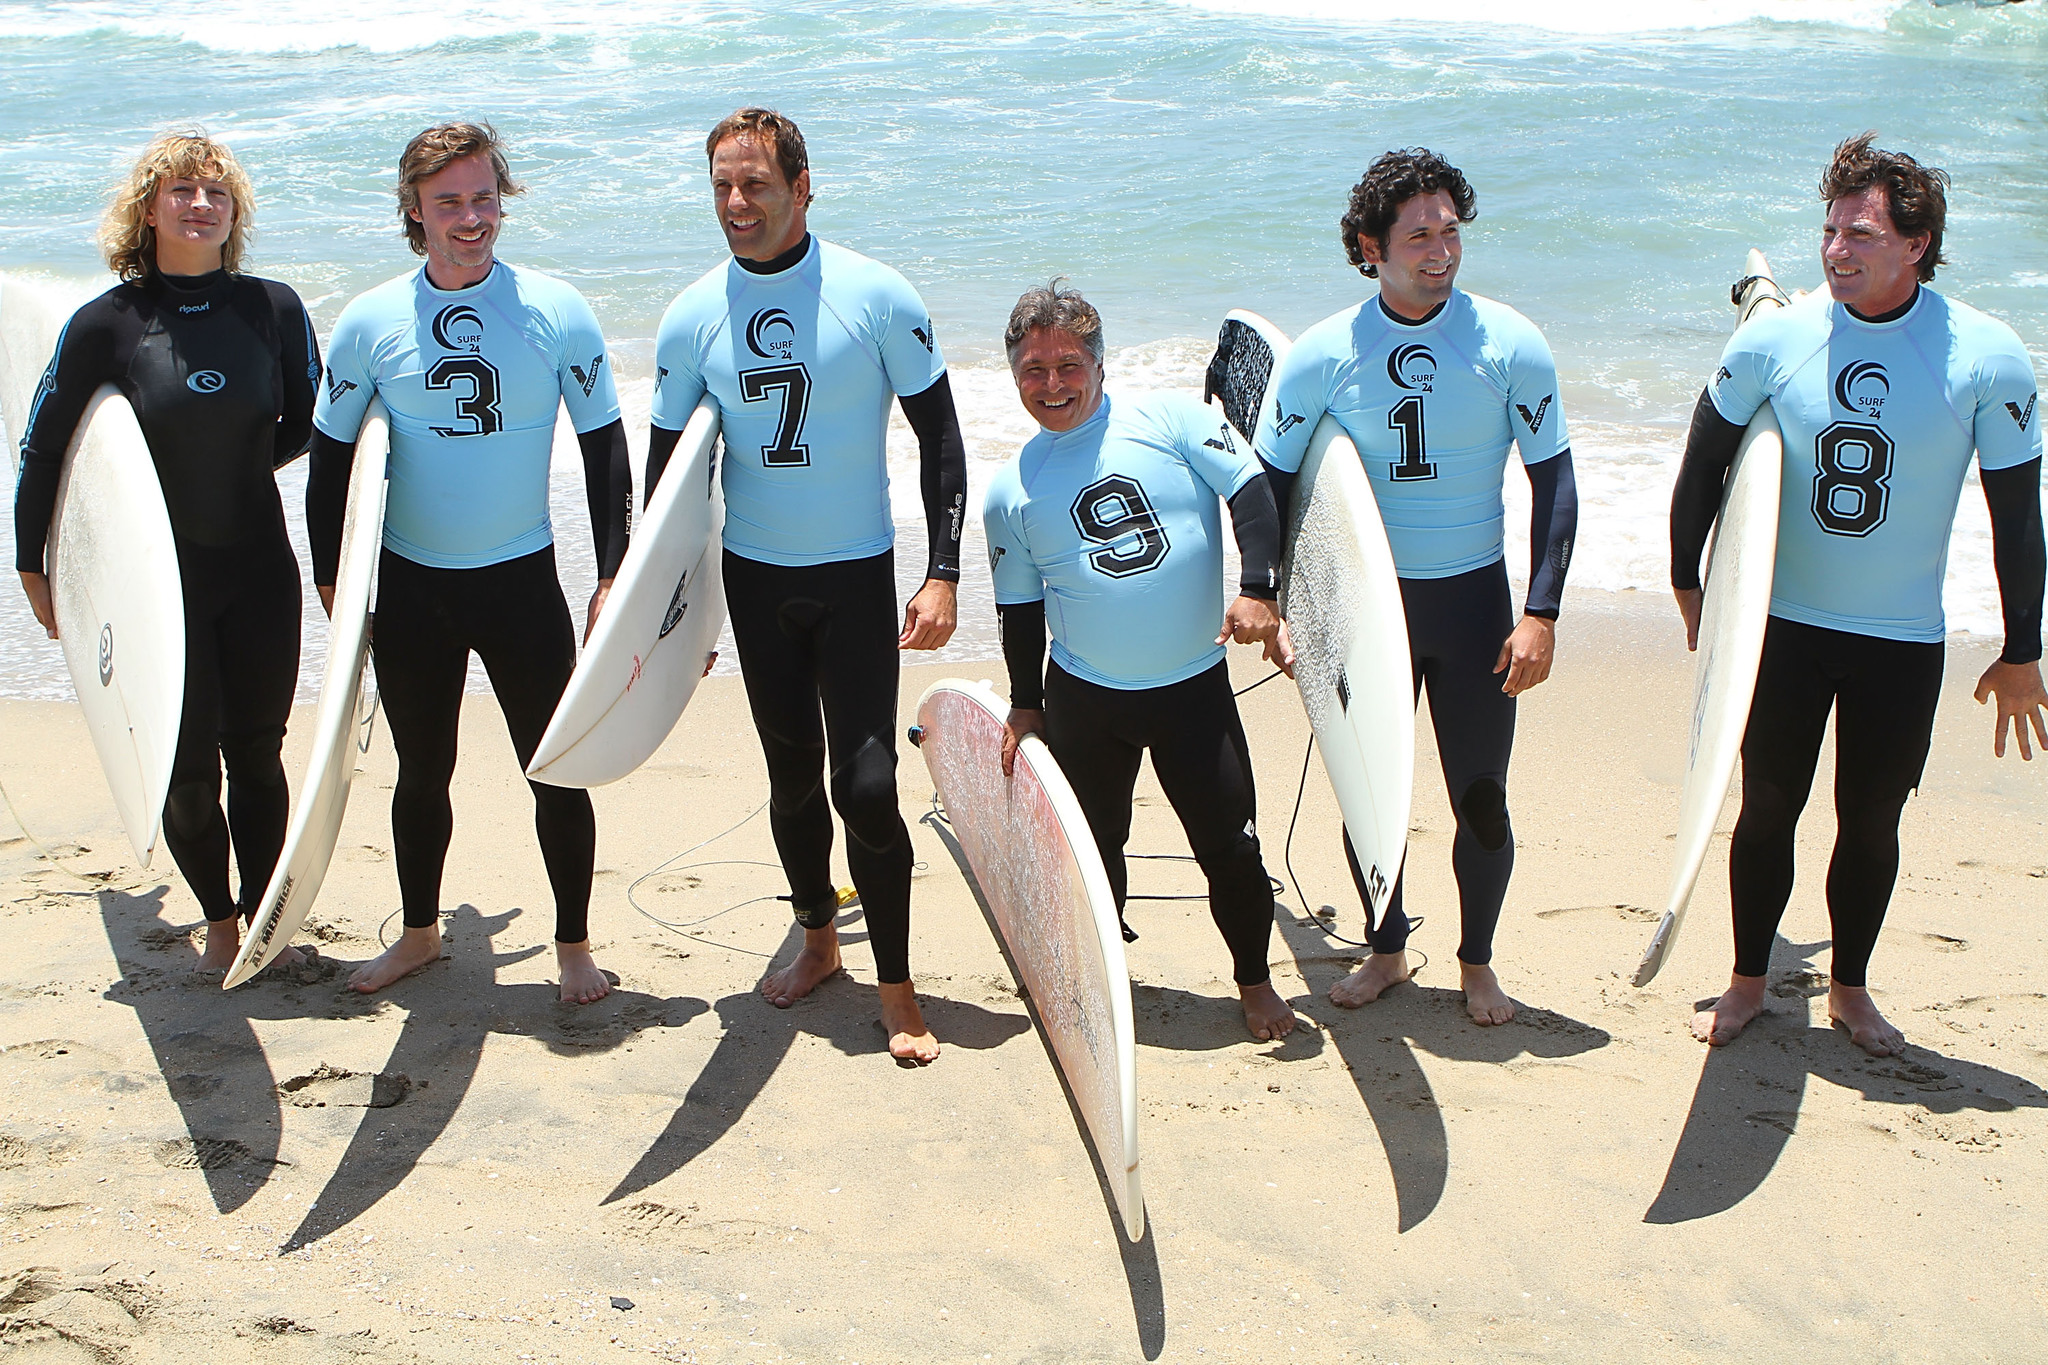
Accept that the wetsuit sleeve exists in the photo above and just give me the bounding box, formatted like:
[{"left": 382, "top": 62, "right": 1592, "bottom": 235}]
[
  {"left": 644, "top": 423, "right": 683, "bottom": 504},
  {"left": 873, "top": 269, "right": 947, "bottom": 400},
  {"left": 1259, "top": 457, "right": 1298, "bottom": 525},
  {"left": 1506, "top": 320, "right": 1569, "bottom": 461},
  {"left": 13, "top": 301, "right": 119, "bottom": 573},
  {"left": 1669, "top": 387, "right": 1747, "bottom": 592},
  {"left": 998, "top": 598, "right": 1048, "bottom": 710},
  {"left": 553, "top": 288, "right": 622, "bottom": 435},
  {"left": 264, "top": 279, "right": 320, "bottom": 468},
  {"left": 897, "top": 373, "right": 967, "bottom": 582},
  {"left": 1983, "top": 458, "right": 2045, "bottom": 665},
  {"left": 577, "top": 418, "right": 632, "bottom": 579},
  {"left": 1253, "top": 336, "right": 1335, "bottom": 474},
  {"left": 1227, "top": 478, "right": 1283, "bottom": 600},
  {"left": 305, "top": 429, "right": 355, "bottom": 588},
  {"left": 1524, "top": 446, "right": 1578, "bottom": 618}
]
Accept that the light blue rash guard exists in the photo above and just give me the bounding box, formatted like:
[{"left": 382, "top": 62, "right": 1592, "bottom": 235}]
[
  {"left": 649, "top": 237, "right": 946, "bottom": 567},
  {"left": 1256, "top": 290, "right": 1568, "bottom": 578},
  {"left": 984, "top": 391, "right": 1259, "bottom": 690},
  {"left": 1709, "top": 287, "right": 2042, "bottom": 643},
  {"left": 312, "top": 261, "right": 620, "bottom": 569}
]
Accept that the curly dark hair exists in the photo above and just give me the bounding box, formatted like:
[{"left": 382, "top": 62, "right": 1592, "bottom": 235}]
[
  {"left": 1340, "top": 148, "right": 1477, "bottom": 278},
  {"left": 1819, "top": 132, "right": 1947, "bottom": 283}
]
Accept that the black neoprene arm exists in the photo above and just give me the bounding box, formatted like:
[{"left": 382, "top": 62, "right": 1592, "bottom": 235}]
[
  {"left": 1228, "top": 475, "right": 1283, "bottom": 600},
  {"left": 1259, "top": 458, "right": 1298, "bottom": 526},
  {"left": 998, "top": 598, "right": 1048, "bottom": 710},
  {"left": 898, "top": 373, "right": 968, "bottom": 583},
  {"left": 1670, "top": 386, "right": 1747, "bottom": 591},
  {"left": 645, "top": 423, "right": 682, "bottom": 507},
  {"left": 269, "top": 281, "right": 320, "bottom": 468},
  {"left": 1525, "top": 447, "right": 1579, "bottom": 619},
  {"left": 1984, "top": 457, "right": 2046, "bottom": 665},
  {"left": 305, "top": 428, "right": 355, "bottom": 588},
  {"left": 577, "top": 417, "right": 632, "bottom": 579}
]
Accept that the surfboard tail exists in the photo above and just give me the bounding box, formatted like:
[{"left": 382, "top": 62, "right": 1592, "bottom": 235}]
[{"left": 1632, "top": 910, "right": 1680, "bottom": 987}]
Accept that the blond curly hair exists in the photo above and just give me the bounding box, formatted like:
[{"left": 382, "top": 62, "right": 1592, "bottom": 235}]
[{"left": 100, "top": 130, "right": 255, "bottom": 281}]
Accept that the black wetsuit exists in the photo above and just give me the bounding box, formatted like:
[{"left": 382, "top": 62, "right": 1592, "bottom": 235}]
[{"left": 14, "top": 269, "right": 317, "bottom": 922}]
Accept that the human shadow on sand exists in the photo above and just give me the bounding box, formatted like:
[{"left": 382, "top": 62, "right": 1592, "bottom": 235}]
[
  {"left": 272, "top": 902, "right": 707, "bottom": 1250},
  {"left": 1646, "top": 935, "right": 2048, "bottom": 1224},
  {"left": 604, "top": 911, "right": 1029, "bottom": 1207},
  {"left": 99, "top": 884, "right": 298, "bottom": 1215},
  {"left": 915, "top": 808, "right": 1170, "bottom": 1360},
  {"left": 1271, "top": 910, "right": 1613, "bottom": 1233}
]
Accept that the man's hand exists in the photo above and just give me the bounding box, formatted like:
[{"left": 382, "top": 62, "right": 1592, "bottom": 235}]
[
  {"left": 1674, "top": 586, "right": 1703, "bottom": 651},
  {"left": 900, "top": 577, "right": 958, "bottom": 651},
  {"left": 1494, "top": 615, "right": 1556, "bottom": 696},
  {"left": 317, "top": 584, "right": 336, "bottom": 619},
  {"left": 585, "top": 578, "right": 614, "bottom": 646},
  {"left": 1217, "top": 594, "right": 1295, "bottom": 677},
  {"left": 18, "top": 572, "right": 57, "bottom": 639},
  {"left": 1001, "top": 707, "right": 1045, "bottom": 777},
  {"left": 1974, "top": 658, "right": 2048, "bottom": 760}
]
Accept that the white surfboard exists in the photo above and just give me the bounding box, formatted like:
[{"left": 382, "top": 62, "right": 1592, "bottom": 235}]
[
  {"left": 0, "top": 274, "right": 184, "bottom": 866},
  {"left": 1633, "top": 251, "right": 1789, "bottom": 987},
  {"left": 527, "top": 396, "right": 725, "bottom": 788},
  {"left": 225, "top": 401, "right": 389, "bottom": 988},
  {"left": 911, "top": 680, "right": 1144, "bottom": 1240},
  {"left": 1206, "top": 310, "right": 1414, "bottom": 929}
]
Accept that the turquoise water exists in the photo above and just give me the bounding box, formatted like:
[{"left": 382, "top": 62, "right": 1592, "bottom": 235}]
[{"left": 3, "top": 0, "right": 2045, "bottom": 698}]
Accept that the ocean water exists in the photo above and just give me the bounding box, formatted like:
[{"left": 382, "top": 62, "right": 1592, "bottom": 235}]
[{"left": 2, "top": 0, "right": 2045, "bottom": 700}]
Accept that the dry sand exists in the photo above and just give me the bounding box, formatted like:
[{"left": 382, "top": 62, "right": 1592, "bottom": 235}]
[{"left": 2, "top": 590, "right": 2045, "bottom": 1363}]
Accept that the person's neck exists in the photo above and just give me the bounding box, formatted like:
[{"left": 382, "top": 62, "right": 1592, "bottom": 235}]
[
  {"left": 1378, "top": 290, "right": 1448, "bottom": 325},
  {"left": 425, "top": 256, "right": 495, "bottom": 291},
  {"left": 1845, "top": 282, "right": 1919, "bottom": 325},
  {"left": 154, "top": 244, "right": 223, "bottom": 278},
  {"left": 735, "top": 231, "right": 812, "bottom": 275}
]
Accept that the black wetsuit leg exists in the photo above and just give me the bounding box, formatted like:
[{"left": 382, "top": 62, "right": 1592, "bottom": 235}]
[
  {"left": 723, "top": 548, "right": 914, "bottom": 983},
  {"left": 370, "top": 547, "right": 595, "bottom": 942},
  {"left": 1044, "top": 660, "right": 1277, "bottom": 987},
  {"left": 1728, "top": 617, "right": 1943, "bottom": 986},
  {"left": 161, "top": 514, "right": 301, "bottom": 923},
  {"left": 1358, "top": 559, "right": 1519, "bottom": 965}
]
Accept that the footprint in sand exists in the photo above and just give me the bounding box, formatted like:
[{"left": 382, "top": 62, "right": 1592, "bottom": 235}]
[{"left": 276, "top": 1066, "right": 410, "bottom": 1110}]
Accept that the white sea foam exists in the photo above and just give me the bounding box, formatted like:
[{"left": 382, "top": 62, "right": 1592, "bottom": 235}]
[{"left": 1168, "top": 0, "right": 1913, "bottom": 35}]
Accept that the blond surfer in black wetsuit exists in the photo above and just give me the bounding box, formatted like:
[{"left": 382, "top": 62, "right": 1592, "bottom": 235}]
[{"left": 14, "top": 131, "right": 319, "bottom": 973}]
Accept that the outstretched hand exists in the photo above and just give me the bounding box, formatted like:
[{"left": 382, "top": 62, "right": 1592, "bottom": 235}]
[
  {"left": 1494, "top": 614, "right": 1556, "bottom": 696},
  {"left": 1216, "top": 594, "right": 1295, "bottom": 677},
  {"left": 1974, "top": 658, "right": 2048, "bottom": 760},
  {"left": 1001, "top": 706, "right": 1045, "bottom": 777},
  {"left": 901, "top": 578, "right": 958, "bottom": 651}
]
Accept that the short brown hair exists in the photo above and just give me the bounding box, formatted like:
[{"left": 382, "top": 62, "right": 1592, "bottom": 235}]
[
  {"left": 100, "top": 130, "right": 256, "bottom": 281},
  {"left": 705, "top": 108, "right": 814, "bottom": 207},
  {"left": 1340, "top": 148, "right": 1476, "bottom": 278},
  {"left": 396, "top": 122, "right": 524, "bottom": 257},
  {"left": 1005, "top": 278, "right": 1103, "bottom": 364},
  {"left": 1820, "top": 132, "right": 1947, "bottom": 282}
]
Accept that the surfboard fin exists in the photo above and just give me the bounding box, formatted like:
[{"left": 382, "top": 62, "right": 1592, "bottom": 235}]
[{"left": 1632, "top": 911, "right": 1678, "bottom": 987}]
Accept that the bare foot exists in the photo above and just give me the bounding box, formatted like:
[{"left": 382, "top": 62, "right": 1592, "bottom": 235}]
[
  {"left": 1461, "top": 962, "right": 1516, "bottom": 1026},
  {"left": 1689, "top": 973, "right": 1767, "bottom": 1045},
  {"left": 1241, "top": 981, "right": 1297, "bottom": 1040},
  {"left": 197, "top": 918, "right": 241, "bottom": 973},
  {"left": 879, "top": 979, "right": 940, "bottom": 1063},
  {"left": 760, "top": 926, "right": 843, "bottom": 1007},
  {"left": 349, "top": 923, "right": 442, "bottom": 994},
  {"left": 1329, "top": 951, "right": 1410, "bottom": 1008},
  {"left": 556, "top": 940, "right": 614, "bottom": 1005},
  {"left": 1829, "top": 982, "right": 1905, "bottom": 1056}
]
